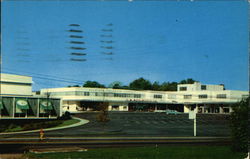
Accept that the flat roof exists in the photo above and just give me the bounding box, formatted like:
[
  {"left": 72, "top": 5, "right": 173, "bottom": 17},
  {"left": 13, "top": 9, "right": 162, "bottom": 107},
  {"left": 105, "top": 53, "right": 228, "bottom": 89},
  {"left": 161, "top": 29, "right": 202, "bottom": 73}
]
[{"left": 0, "top": 73, "right": 32, "bottom": 84}]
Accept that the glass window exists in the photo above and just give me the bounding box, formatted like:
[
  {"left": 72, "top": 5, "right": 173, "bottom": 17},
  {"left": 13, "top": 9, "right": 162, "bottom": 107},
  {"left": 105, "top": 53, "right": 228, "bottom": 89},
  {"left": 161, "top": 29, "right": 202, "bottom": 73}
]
[
  {"left": 179, "top": 87, "right": 187, "bottom": 91},
  {"left": 103, "top": 93, "right": 113, "bottom": 97},
  {"left": 114, "top": 93, "right": 119, "bottom": 97},
  {"left": 76, "top": 91, "right": 83, "bottom": 96},
  {"left": 134, "top": 94, "right": 141, "bottom": 98},
  {"left": 84, "top": 92, "right": 90, "bottom": 96},
  {"left": 198, "top": 94, "right": 208, "bottom": 99},
  {"left": 95, "top": 92, "right": 103, "bottom": 96},
  {"left": 216, "top": 94, "right": 227, "bottom": 99},
  {"left": 201, "top": 85, "right": 207, "bottom": 90},
  {"left": 154, "top": 94, "right": 162, "bottom": 98}
]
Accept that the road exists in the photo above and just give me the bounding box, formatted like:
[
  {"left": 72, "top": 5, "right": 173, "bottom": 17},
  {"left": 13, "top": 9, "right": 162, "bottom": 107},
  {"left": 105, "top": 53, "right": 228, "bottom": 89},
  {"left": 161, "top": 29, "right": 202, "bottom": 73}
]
[{"left": 0, "top": 136, "right": 231, "bottom": 153}]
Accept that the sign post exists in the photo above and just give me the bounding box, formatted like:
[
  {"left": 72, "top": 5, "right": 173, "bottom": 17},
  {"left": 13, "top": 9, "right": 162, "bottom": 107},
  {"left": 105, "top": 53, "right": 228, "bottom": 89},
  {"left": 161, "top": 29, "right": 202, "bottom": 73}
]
[{"left": 189, "top": 109, "right": 197, "bottom": 137}]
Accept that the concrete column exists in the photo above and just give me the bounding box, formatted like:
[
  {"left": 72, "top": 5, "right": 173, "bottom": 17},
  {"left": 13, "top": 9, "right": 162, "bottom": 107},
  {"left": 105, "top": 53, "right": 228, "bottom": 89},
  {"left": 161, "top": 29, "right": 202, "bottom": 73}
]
[
  {"left": 59, "top": 99, "right": 63, "bottom": 117},
  {"left": 201, "top": 106, "right": 204, "bottom": 113},
  {"left": 229, "top": 107, "right": 233, "bottom": 113},
  {"left": 204, "top": 104, "right": 208, "bottom": 113},
  {"left": 184, "top": 105, "right": 190, "bottom": 113},
  {"left": 194, "top": 104, "right": 198, "bottom": 113},
  {"left": 219, "top": 106, "right": 224, "bottom": 114},
  {"left": 108, "top": 105, "right": 112, "bottom": 111},
  {"left": 13, "top": 97, "right": 15, "bottom": 118},
  {"left": 37, "top": 98, "right": 40, "bottom": 117}
]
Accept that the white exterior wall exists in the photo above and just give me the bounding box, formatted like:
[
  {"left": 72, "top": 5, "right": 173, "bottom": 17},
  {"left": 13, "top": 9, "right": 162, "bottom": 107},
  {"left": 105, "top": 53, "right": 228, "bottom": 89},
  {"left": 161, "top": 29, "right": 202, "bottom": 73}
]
[
  {"left": 178, "top": 82, "right": 201, "bottom": 91},
  {"left": 1, "top": 84, "right": 32, "bottom": 96},
  {"left": 40, "top": 87, "right": 248, "bottom": 105},
  {"left": 206, "top": 84, "right": 224, "bottom": 91},
  {"left": 184, "top": 105, "right": 190, "bottom": 113},
  {"left": 0, "top": 73, "right": 32, "bottom": 96},
  {"left": 62, "top": 100, "right": 81, "bottom": 112},
  {"left": 40, "top": 83, "right": 248, "bottom": 113},
  {"left": 1, "top": 73, "right": 32, "bottom": 83},
  {"left": 178, "top": 90, "right": 243, "bottom": 104},
  {"left": 178, "top": 82, "right": 224, "bottom": 92},
  {"left": 229, "top": 90, "right": 248, "bottom": 102}
]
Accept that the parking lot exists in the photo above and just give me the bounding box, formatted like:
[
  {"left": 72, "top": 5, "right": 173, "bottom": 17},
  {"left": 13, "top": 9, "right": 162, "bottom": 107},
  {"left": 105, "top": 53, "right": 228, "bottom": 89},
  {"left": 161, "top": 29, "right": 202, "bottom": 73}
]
[{"left": 3, "top": 112, "right": 230, "bottom": 138}]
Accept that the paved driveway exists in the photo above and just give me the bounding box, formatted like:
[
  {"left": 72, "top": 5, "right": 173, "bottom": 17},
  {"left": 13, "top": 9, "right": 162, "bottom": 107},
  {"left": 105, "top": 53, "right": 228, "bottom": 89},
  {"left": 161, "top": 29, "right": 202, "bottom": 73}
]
[{"left": 2, "top": 112, "right": 230, "bottom": 137}]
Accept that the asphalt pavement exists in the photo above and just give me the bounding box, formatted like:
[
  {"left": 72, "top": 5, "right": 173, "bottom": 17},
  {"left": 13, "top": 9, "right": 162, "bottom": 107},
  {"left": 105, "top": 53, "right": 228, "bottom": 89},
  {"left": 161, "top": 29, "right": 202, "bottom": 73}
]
[{"left": 0, "top": 112, "right": 231, "bottom": 138}]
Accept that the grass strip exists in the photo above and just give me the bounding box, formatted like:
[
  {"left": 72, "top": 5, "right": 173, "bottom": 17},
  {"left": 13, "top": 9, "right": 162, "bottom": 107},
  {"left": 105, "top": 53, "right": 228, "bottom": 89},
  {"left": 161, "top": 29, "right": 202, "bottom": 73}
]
[
  {"left": 27, "top": 145, "right": 246, "bottom": 159},
  {"left": 3, "top": 119, "right": 80, "bottom": 132}
]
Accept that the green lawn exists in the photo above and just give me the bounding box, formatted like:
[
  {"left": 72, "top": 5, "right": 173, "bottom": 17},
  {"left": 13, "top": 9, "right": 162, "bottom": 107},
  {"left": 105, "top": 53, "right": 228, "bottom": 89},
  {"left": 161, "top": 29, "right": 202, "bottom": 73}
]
[
  {"left": 4, "top": 126, "right": 22, "bottom": 132},
  {"left": 3, "top": 118, "right": 80, "bottom": 132},
  {"left": 27, "top": 145, "right": 246, "bottom": 159},
  {"left": 54, "top": 119, "right": 80, "bottom": 128}
]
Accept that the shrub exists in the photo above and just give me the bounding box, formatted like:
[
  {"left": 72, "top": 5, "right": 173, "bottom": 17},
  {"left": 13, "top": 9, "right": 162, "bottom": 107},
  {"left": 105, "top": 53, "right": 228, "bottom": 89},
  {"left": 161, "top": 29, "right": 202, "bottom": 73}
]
[
  {"left": 230, "top": 97, "right": 249, "bottom": 153},
  {"left": 96, "top": 102, "right": 110, "bottom": 123},
  {"left": 96, "top": 110, "right": 110, "bottom": 122},
  {"left": 59, "top": 111, "right": 72, "bottom": 120},
  {"left": 22, "top": 120, "right": 63, "bottom": 130}
]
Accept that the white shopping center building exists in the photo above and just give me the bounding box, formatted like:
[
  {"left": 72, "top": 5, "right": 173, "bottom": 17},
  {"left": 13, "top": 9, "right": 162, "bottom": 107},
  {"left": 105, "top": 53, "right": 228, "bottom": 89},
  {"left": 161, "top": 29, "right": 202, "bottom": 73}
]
[
  {"left": 1, "top": 73, "right": 248, "bottom": 115},
  {"left": 40, "top": 81, "right": 249, "bottom": 114},
  {"left": 0, "top": 73, "right": 62, "bottom": 118}
]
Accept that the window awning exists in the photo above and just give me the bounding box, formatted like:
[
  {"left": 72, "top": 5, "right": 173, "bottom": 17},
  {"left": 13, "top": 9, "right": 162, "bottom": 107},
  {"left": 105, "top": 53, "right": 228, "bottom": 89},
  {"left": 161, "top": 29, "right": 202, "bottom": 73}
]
[
  {"left": 16, "top": 99, "right": 29, "bottom": 110},
  {"left": 40, "top": 100, "right": 53, "bottom": 110},
  {"left": 0, "top": 100, "right": 3, "bottom": 110}
]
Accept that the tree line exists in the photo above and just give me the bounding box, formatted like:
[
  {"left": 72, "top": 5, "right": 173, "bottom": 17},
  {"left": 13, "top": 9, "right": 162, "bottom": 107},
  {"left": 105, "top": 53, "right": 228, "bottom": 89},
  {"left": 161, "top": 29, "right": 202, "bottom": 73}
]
[{"left": 68, "top": 78, "right": 197, "bottom": 91}]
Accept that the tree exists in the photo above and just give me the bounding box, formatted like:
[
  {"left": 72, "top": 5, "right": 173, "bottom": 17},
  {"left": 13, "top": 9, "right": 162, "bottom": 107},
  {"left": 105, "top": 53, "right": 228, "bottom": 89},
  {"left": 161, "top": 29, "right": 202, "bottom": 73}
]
[
  {"left": 83, "top": 81, "right": 105, "bottom": 88},
  {"left": 68, "top": 85, "right": 80, "bottom": 87},
  {"left": 179, "top": 78, "right": 196, "bottom": 84},
  {"left": 159, "top": 82, "right": 178, "bottom": 91},
  {"left": 108, "top": 81, "right": 125, "bottom": 89},
  {"left": 152, "top": 81, "right": 160, "bottom": 91},
  {"left": 129, "top": 77, "right": 152, "bottom": 90},
  {"left": 230, "top": 97, "right": 249, "bottom": 154},
  {"left": 96, "top": 102, "right": 110, "bottom": 122}
]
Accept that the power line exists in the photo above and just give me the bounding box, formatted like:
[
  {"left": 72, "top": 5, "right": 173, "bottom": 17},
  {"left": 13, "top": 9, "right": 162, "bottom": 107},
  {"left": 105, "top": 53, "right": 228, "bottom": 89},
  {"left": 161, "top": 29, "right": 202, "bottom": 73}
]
[{"left": 2, "top": 70, "right": 85, "bottom": 85}]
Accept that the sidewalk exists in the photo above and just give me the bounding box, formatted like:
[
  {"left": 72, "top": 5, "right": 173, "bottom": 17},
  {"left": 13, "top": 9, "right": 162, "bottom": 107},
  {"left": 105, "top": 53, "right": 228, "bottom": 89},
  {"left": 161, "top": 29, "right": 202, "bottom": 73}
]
[{"left": 0, "top": 117, "right": 89, "bottom": 135}]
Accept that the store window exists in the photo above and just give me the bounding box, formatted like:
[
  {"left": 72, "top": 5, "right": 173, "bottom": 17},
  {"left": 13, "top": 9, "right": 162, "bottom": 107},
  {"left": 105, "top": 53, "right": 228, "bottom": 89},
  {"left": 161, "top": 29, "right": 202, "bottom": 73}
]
[
  {"left": 154, "top": 94, "right": 162, "bottom": 98},
  {"left": 199, "top": 94, "right": 207, "bottom": 99},
  {"left": 179, "top": 87, "right": 187, "bottom": 91},
  {"left": 216, "top": 94, "right": 226, "bottom": 99}
]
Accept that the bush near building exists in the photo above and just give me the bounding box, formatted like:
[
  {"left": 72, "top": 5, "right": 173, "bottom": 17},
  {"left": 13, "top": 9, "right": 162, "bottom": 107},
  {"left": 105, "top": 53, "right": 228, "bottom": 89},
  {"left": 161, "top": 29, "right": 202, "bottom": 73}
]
[
  {"left": 96, "top": 102, "right": 110, "bottom": 122},
  {"left": 230, "top": 97, "right": 249, "bottom": 154},
  {"left": 0, "top": 113, "right": 73, "bottom": 132}
]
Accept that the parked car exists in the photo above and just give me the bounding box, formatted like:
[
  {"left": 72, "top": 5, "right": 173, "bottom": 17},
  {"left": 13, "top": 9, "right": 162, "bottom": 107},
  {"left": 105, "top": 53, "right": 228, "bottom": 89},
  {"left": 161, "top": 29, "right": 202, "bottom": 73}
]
[
  {"left": 154, "top": 110, "right": 166, "bottom": 113},
  {"left": 166, "top": 109, "right": 182, "bottom": 115}
]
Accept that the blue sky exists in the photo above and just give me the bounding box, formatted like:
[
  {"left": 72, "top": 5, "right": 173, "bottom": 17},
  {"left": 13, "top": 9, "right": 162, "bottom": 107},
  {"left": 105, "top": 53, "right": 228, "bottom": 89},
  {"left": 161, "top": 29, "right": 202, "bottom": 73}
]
[{"left": 2, "top": 0, "right": 248, "bottom": 91}]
